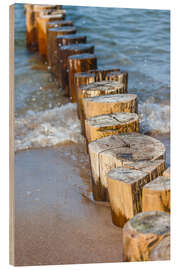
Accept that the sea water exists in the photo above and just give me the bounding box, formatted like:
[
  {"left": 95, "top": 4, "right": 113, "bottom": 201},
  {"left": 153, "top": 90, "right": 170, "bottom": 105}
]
[{"left": 14, "top": 4, "right": 170, "bottom": 152}]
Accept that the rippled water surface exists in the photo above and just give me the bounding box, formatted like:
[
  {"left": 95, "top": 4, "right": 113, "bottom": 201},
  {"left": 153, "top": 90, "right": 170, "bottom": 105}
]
[{"left": 14, "top": 4, "right": 170, "bottom": 151}]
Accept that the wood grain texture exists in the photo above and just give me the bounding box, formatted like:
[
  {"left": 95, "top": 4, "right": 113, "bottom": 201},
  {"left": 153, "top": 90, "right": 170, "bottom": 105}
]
[
  {"left": 75, "top": 72, "right": 96, "bottom": 118},
  {"left": 85, "top": 112, "right": 139, "bottom": 143},
  {"left": 57, "top": 44, "right": 94, "bottom": 92},
  {"left": 36, "top": 12, "right": 65, "bottom": 59},
  {"left": 107, "top": 168, "right": 150, "bottom": 227},
  {"left": 163, "top": 167, "right": 170, "bottom": 178},
  {"left": 68, "top": 54, "right": 97, "bottom": 102},
  {"left": 142, "top": 176, "right": 170, "bottom": 213},
  {"left": 78, "top": 81, "right": 125, "bottom": 134},
  {"left": 83, "top": 93, "right": 138, "bottom": 119},
  {"left": 107, "top": 160, "right": 165, "bottom": 227},
  {"left": 105, "top": 71, "right": 128, "bottom": 92},
  {"left": 123, "top": 211, "right": 170, "bottom": 262},
  {"left": 88, "top": 133, "right": 166, "bottom": 201},
  {"left": 47, "top": 26, "right": 76, "bottom": 73},
  {"left": 88, "top": 68, "right": 120, "bottom": 81}
]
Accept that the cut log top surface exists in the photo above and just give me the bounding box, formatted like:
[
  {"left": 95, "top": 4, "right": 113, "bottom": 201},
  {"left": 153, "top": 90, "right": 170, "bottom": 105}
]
[
  {"left": 144, "top": 176, "right": 170, "bottom": 191},
  {"left": 57, "top": 34, "right": 86, "bottom": 40},
  {"left": 150, "top": 235, "right": 170, "bottom": 261},
  {"left": 108, "top": 167, "right": 148, "bottom": 184},
  {"left": 68, "top": 53, "right": 96, "bottom": 60},
  {"left": 40, "top": 11, "right": 66, "bottom": 19},
  {"left": 80, "top": 81, "right": 124, "bottom": 91},
  {"left": 89, "top": 133, "right": 166, "bottom": 162},
  {"left": 128, "top": 211, "right": 170, "bottom": 235},
  {"left": 75, "top": 72, "right": 96, "bottom": 79},
  {"left": 33, "top": 5, "right": 61, "bottom": 11},
  {"left": 84, "top": 94, "right": 137, "bottom": 103},
  {"left": 60, "top": 43, "right": 94, "bottom": 51},
  {"left": 48, "top": 26, "right": 76, "bottom": 33},
  {"left": 123, "top": 160, "right": 165, "bottom": 175},
  {"left": 48, "top": 21, "right": 73, "bottom": 27},
  {"left": 86, "top": 113, "right": 138, "bottom": 128}
]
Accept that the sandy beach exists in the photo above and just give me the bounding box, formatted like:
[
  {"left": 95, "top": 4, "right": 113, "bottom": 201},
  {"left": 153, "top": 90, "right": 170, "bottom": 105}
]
[{"left": 14, "top": 135, "right": 169, "bottom": 266}]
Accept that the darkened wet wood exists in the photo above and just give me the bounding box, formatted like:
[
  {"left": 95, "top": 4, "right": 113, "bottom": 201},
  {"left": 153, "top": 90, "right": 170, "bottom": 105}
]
[
  {"left": 75, "top": 72, "right": 96, "bottom": 118},
  {"left": 36, "top": 12, "right": 66, "bottom": 59},
  {"left": 88, "top": 133, "right": 166, "bottom": 201},
  {"left": 88, "top": 68, "right": 120, "bottom": 81},
  {"left": 25, "top": 4, "right": 62, "bottom": 51},
  {"left": 78, "top": 81, "right": 126, "bottom": 135},
  {"left": 105, "top": 71, "right": 128, "bottom": 92},
  {"left": 68, "top": 54, "right": 97, "bottom": 102},
  {"left": 150, "top": 235, "right": 170, "bottom": 261},
  {"left": 142, "top": 176, "right": 170, "bottom": 213},
  {"left": 163, "top": 167, "right": 170, "bottom": 178},
  {"left": 24, "top": 4, "right": 37, "bottom": 51},
  {"left": 83, "top": 94, "right": 138, "bottom": 120},
  {"left": 57, "top": 44, "right": 94, "bottom": 91},
  {"left": 85, "top": 113, "right": 139, "bottom": 144},
  {"left": 107, "top": 160, "right": 165, "bottom": 227},
  {"left": 123, "top": 211, "right": 170, "bottom": 262},
  {"left": 47, "top": 26, "right": 76, "bottom": 74}
]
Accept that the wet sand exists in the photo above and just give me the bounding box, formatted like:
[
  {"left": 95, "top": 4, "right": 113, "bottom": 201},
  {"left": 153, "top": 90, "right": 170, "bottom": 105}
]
[
  {"left": 14, "top": 135, "right": 170, "bottom": 266},
  {"left": 14, "top": 143, "right": 123, "bottom": 266}
]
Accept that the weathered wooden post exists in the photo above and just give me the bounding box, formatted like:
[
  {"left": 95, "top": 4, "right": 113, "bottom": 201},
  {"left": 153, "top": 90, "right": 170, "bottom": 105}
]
[
  {"left": 123, "top": 211, "right": 170, "bottom": 262},
  {"left": 24, "top": 4, "right": 62, "bottom": 51},
  {"left": 85, "top": 112, "right": 139, "bottom": 143},
  {"left": 68, "top": 54, "right": 97, "bottom": 102},
  {"left": 142, "top": 176, "right": 170, "bottom": 213},
  {"left": 88, "top": 68, "right": 120, "bottom": 81},
  {"left": 88, "top": 133, "right": 166, "bottom": 201},
  {"left": 107, "top": 160, "right": 165, "bottom": 227},
  {"left": 47, "top": 20, "right": 73, "bottom": 30},
  {"left": 78, "top": 81, "right": 125, "bottom": 134},
  {"left": 75, "top": 72, "right": 96, "bottom": 118},
  {"left": 36, "top": 12, "right": 66, "bottom": 59},
  {"left": 105, "top": 71, "right": 128, "bottom": 92},
  {"left": 83, "top": 94, "right": 138, "bottom": 120},
  {"left": 57, "top": 44, "right": 94, "bottom": 91},
  {"left": 47, "top": 26, "right": 76, "bottom": 74}
]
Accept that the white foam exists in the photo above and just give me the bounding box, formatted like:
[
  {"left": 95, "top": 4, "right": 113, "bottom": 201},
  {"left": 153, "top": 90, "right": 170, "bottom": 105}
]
[
  {"left": 15, "top": 103, "right": 85, "bottom": 152},
  {"left": 139, "top": 102, "right": 170, "bottom": 134}
]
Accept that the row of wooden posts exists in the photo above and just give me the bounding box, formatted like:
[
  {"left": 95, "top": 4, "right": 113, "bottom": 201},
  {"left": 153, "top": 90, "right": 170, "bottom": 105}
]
[{"left": 25, "top": 4, "right": 170, "bottom": 262}]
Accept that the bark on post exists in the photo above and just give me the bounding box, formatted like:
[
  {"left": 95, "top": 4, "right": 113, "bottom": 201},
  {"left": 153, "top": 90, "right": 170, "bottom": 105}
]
[
  {"left": 57, "top": 44, "right": 94, "bottom": 91},
  {"left": 36, "top": 12, "right": 66, "bottom": 59},
  {"left": 68, "top": 54, "right": 97, "bottom": 102},
  {"left": 78, "top": 81, "right": 126, "bottom": 134},
  {"left": 47, "top": 26, "right": 76, "bottom": 74},
  {"left": 75, "top": 72, "right": 96, "bottom": 118},
  {"left": 123, "top": 211, "right": 170, "bottom": 262},
  {"left": 150, "top": 235, "right": 170, "bottom": 261},
  {"left": 88, "top": 68, "right": 120, "bottom": 81},
  {"left": 83, "top": 94, "right": 138, "bottom": 120},
  {"left": 107, "top": 160, "right": 165, "bottom": 227},
  {"left": 142, "top": 176, "right": 170, "bottom": 213},
  {"left": 88, "top": 133, "right": 166, "bottom": 201},
  {"left": 105, "top": 71, "right": 128, "bottom": 92},
  {"left": 85, "top": 112, "right": 139, "bottom": 144}
]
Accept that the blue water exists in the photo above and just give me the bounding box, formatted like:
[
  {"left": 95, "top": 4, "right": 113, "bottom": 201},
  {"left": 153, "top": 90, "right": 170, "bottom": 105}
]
[{"left": 14, "top": 4, "right": 170, "bottom": 151}]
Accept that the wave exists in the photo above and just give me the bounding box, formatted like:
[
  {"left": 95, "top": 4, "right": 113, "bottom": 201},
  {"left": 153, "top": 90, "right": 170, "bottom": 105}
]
[
  {"left": 138, "top": 101, "right": 170, "bottom": 134},
  {"left": 14, "top": 100, "right": 170, "bottom": 152},
  {"left": 15, "top": 103, "right": 85, "bottom": 152}
]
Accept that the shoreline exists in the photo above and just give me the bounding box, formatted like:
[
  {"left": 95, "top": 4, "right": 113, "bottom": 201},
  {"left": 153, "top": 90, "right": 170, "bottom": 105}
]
[{"left": 14, "top": 133, "right": 169, "bottom": 266}]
